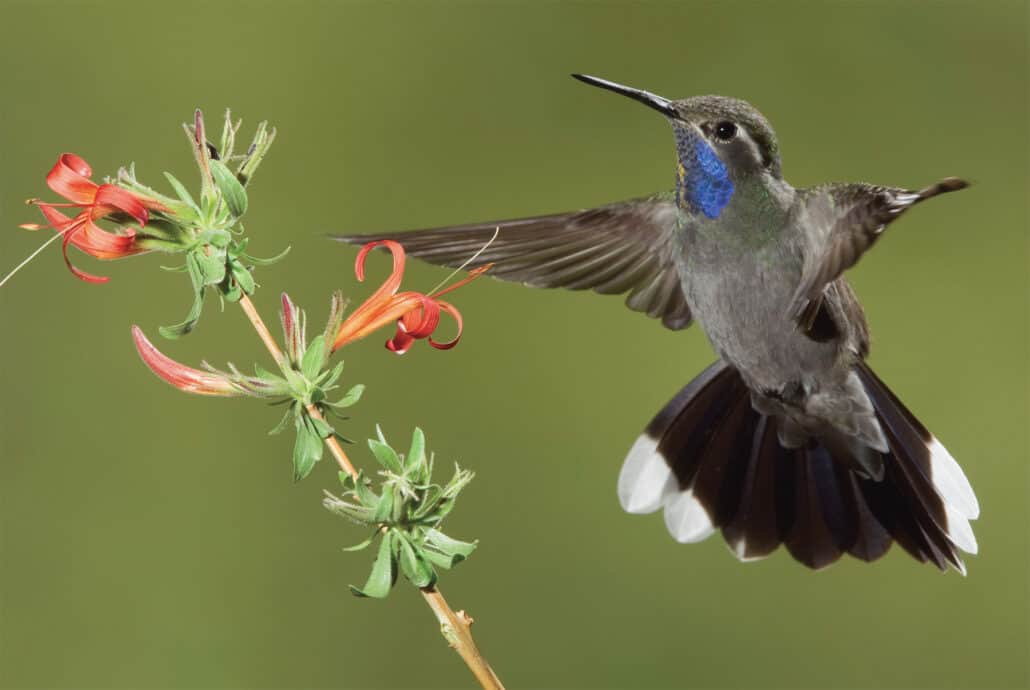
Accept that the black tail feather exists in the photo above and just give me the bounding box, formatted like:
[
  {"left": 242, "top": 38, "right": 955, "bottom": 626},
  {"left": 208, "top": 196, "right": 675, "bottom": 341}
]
[{"left": 619, "top": 360, "right": 977, "bottom": 572}]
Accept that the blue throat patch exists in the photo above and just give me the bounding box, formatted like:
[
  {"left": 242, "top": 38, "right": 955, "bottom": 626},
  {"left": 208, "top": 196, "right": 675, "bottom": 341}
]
[{"left": 675, "top": 129, "right": 734, "bottom": 219}]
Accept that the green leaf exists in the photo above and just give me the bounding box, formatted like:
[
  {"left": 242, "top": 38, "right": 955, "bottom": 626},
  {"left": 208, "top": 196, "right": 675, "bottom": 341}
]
[
  {"left": 349, "top": 531, "right": 395, "bottom": 599},
  {"left": 423, "top": 546, "right": 462, "bottom": 570},
  {"left": 222, "top": 279, "right": 242, "bottom": 302},
  {"left": 292, "top": 416, "right": 324, "bottom": 482},
  {"left": 236, "top": 121, "right": 276, "bottom": 186},
  {"left": 242, "top": 245, "right": 291, "bottom": 266},
  {"left": 308, "top": 414, "right": 333, "bottom": 440},
  {"left": 219, "top": 110, "right": 240, "bottom": 161},
  {"left": 163, "top": 171, "right": 199, "bottom": 210},
  {"left": 367, "top": 439, "right": 402, "bottom": 474},
  {"left": 372, "top": 484, "right": 395, "bottom": 523},
  {"left": 425, "top": 528, "right": 478, "bottom": 560},
  {"left": 331, "top": 384, "right": 364, "bottom": 409},
  {"left": 411, "top": 485, "right": 443, "bottom": 521},
  {"left": 301, "top": 334, "right": 326, "bottom": 380},
  {"left": 159, "top": 254, "right": 206, "bottom": 338},
  {"left": 193, "top": 250, "right": 227, "bottom": 287},
  {"left": 210, "top": 158, "right": 248, "bottom": 217},
  {"left": 397, "top": 533, "right": 436, "bottom": 588},
  {"left": 268, "top": 405, "right": 295, "bottom": 436},
  {"left": 406, "top": 427, "right": 427, "bottom": 477},
  {"left": 353, "top": 474, "right": 380, "bottom": 508},
  {"left": 342, "top": 532, "right": 377, "bottom": 552},
  {"left": 317, "top": 360, "right": 345, "bottom": 388},
  {"left": 230, "top": 260, "right": 255, "bottom": 296}
]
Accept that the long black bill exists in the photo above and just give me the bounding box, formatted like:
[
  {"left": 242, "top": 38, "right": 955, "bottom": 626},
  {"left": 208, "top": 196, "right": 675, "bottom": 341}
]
[{"left": 571, "top": 74, "right": 677, "bottom": 118}]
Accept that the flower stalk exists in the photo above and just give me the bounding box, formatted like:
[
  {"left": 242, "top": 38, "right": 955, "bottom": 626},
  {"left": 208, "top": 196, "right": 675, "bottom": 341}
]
[
  {"left": 19, "top": 107, "right": 504, "bottom": 690},
  {"left": 238, "top": 292, "right": 358, "bottom": 477},
  {"left": 238, "top": 292, "right": 503, "bottom": 690}
]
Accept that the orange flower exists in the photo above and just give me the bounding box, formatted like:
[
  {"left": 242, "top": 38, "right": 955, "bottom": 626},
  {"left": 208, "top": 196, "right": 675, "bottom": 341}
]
[
  {"left": 332, "top": 240, "right": 489, "bottom": 354},
  {"left": 132, "top": 326, "right": 239, "bottom": 396},
  {"left": 22, "top": 153, "right": 167, "bottom": 283}
]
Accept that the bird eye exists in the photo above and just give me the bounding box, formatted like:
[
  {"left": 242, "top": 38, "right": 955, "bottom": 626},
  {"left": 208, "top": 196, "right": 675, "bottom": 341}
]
[{"left": 714, "top": 121, "right": 737, "bottom": 142}]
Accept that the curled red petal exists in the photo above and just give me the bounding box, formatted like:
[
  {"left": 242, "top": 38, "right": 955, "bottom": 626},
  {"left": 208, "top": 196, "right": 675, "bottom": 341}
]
[
  {"left": 428, "top": 301, "right": 464, "bottom": 350},
  {"left": 354, "top": 240, "right": 405, "bottom": 292},
  {"left": 337, "top": 240, "right": 410, "bottom": 347},
  {"left": 45, "top": 153, "right": 98, "bottom": 205},
  {"left": 399, "top": 296, "right": 441, "bottom": 339},
  {"left": 132, "top": 326, "right": 239, "bottom": 396},
  {"left": 61, "top": 224, "right": 108, "bottom": 283},
  {"left": 93, "top": 184, "right": 150, "bottom": 228},
  {"left": 354, "top": 243, "right": 401, "bottom": 286},
  {"left": 74, "top": 217, "right": 140, "bottom": 259},
  {"left": 385, "top": 329, "right": 415, "bottom": 355}
]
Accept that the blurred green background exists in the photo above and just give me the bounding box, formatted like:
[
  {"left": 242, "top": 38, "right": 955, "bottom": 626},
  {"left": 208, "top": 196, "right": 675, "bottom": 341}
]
[{"left": 0, "top": 1, "right": 1026, "bottom": 688}]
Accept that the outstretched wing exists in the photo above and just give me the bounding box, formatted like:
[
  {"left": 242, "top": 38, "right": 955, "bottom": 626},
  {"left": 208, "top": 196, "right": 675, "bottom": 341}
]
[
  {"left": 333, "top": 194, "right": 694, "bottom": 330},
  {"left": 789, "top": 178, "right": 968, "bottom": 331}
]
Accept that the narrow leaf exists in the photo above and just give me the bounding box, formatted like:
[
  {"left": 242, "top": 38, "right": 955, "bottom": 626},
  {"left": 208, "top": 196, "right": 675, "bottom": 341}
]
[
  {"left": 242, "top": 245, "right": 291, "bottom": 266},
  {"left": 163, "top": 171, "right": 199, "bottom": 210},
  {"left": 423, "top": 546, "right": 462, "bottom": 570},
  {"left": 230, "top": 260, "right": 255, "bottom": 296},
  {"left": 350, "top": 532, "right": 395, "bottom": 599},
  {"left": 159, "top": 254, "right": 206, "bottom": 338},
  {"left": 425, "top": 528, "right": 478, "bottom": 559},
  {"left": 406, "top": 427, "right": 427, "bottom": 476},
  {"left": 292, "top": 417, "right": 323, "bottom": 481},
  {"left": 397, "top": 534, "right": 437, "bottom": 588},
  {"left": 372, "top": 484, "right": 395, "bottom": 523},
  {"left": 331, "top": 384, "right": 364, "bottom": 409},
  {"left": 210, "top": 158, "right": 249, "bottom": 217},
  {"left": 193, "top": 250, "right": 227, "bottom": 287},
  {"left": 301, "top": 334, "right": 326, "bottom": 381},
  {"left": 353, "top": 476, "right": 380, "bottom": 508},
  {"left": 367, "top": 439, "right": 402, "bottom": 474},
  {"left": 342, "top": 532, "right": 377, "bottom": 553}
]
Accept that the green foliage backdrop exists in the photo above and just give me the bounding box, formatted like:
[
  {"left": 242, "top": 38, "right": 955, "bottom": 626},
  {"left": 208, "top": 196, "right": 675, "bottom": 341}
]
[{"left": 0, "top": 1, "right": 1026, "bottom": 688}]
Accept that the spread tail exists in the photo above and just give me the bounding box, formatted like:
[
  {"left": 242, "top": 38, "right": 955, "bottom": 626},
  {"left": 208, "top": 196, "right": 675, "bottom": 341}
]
[{"left": 618, "top": 361, "right": 979, "bottom": 573}]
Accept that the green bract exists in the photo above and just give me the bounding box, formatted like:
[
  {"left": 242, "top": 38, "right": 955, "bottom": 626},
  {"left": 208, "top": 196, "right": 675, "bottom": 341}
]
[
  {"left": 269, "top": 292, "right": 363, "bottom": 481},
  {"left": 115, "top": 109, "right": 287, "bottom": 339},
  {"left": 322, "top": 428, "right": 477, "bottom": 598}
]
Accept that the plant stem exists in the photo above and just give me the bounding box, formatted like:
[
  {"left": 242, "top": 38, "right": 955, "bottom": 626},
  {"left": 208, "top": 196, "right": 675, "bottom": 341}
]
[
  {"left": 422, "top": 587, "right": 505, "bottom": 690},
  {"left": 237, "top": 292, "right": 357, "bottom": 476},
  {"left": 236, "top": 292, "right": 505, "bottom": 690}
]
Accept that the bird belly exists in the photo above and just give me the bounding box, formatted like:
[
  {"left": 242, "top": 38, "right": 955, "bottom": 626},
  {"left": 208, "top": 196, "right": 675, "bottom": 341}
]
[{"left": 680, "top": 243, "right": 840, "bottom": 396}]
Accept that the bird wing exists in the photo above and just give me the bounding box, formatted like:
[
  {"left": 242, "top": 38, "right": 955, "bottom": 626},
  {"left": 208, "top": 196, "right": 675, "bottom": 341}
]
[
  {"left": 332, "top": 194, "right": 694, "bottom": 330},
  {"left": 788, "top": 178, "right": 968, "bottom": 332}
]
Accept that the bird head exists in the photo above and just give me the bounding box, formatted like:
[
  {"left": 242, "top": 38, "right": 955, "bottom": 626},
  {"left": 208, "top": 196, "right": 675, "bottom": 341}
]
[{"left": 573, "top": 74, "right": 781, "bottom": 219}]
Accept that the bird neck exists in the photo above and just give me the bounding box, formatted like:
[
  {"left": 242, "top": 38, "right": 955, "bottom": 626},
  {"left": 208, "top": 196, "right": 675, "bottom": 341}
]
[
  {"left": 687, "top": 173, "right": 795, "bottom": 249},
  {"left": 674, "top": 131, "right": 735, "bottom": 220}
]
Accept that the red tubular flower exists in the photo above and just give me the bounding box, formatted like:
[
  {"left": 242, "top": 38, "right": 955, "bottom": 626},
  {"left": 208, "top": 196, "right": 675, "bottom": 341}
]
[
  {"left": 332, "top": 240, "right": 489, "bottom": 354},
  {"left": 132, "top": 326, "right": 240, "bottom": 396},
  {"left": 21, "top": 153, "right": 167, "bottom": 283}
]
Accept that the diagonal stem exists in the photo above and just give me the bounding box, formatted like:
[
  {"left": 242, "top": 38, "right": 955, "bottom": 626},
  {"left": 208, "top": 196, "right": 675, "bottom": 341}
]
[
  {"left": 421, "top": 587, "right": 505, "bottom": 690},
  {"left": 236, "top": 292, "right": 505, "bottom": 690},
  {"left": 237, "top": 292, "right": 357, "bottom": 477}
]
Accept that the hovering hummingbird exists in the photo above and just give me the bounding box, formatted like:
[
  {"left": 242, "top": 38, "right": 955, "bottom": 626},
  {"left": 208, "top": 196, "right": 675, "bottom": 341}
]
[{"left": 335, "top": 74, "right": 978, "bottom": 573}]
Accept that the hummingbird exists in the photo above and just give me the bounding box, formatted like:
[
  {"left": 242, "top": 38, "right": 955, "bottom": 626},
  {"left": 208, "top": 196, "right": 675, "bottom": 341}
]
[{"left": 335, "top": 74, "right": 978, "bottom": 573}]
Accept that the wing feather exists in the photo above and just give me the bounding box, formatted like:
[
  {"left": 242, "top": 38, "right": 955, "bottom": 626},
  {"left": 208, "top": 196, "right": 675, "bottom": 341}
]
[
  {"left": 333, "top": 194, "right": 694, "bottom": 330},
  {"left": 789, "top": 178, "right": 968, "bottom": 332}
]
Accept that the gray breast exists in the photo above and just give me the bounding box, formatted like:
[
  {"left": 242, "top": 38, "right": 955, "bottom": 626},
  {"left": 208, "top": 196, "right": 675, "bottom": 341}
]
[{"left": 679, "top": 217, "right": 841, "bottom": 395}]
